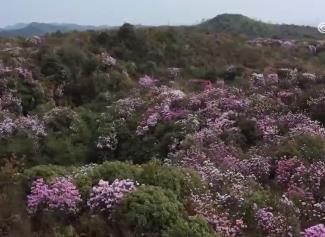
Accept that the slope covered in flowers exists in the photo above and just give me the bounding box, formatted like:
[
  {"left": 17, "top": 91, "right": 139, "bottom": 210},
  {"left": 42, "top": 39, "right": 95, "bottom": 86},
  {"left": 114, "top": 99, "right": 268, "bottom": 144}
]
[{"left": 1, "top": 24, "right": 325, "bottom": 236}]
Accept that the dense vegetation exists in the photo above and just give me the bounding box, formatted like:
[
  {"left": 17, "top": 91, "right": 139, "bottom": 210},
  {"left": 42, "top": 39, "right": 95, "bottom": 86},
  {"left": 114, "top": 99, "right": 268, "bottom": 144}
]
[{"left": 1, "top": 20, "right": 325, "bottom": 237}]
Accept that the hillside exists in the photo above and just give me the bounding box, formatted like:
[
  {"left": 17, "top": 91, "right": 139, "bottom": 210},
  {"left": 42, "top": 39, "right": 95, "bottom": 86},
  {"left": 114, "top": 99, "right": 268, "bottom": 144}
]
[
  {"left": 0, "top": 22, "right": 110, "bottom": 37},
  {"left": 2, "top": 21, "right": 325, "bottom": 237},
  {"left": 198, "top": 14, "right": 324, "bottom": 39}
]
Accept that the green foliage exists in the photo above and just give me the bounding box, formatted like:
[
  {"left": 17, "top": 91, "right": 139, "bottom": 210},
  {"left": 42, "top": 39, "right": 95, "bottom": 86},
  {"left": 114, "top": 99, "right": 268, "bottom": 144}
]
[
  {"left": 75, "top": 214, "right": 109, "bottom": 237},
  {"left": 16, "top": 82, "right": 45, "bottom": 113},
  {"left": 41, "top": 134, "right": 87, "bottom": 165},
  {"left": 22, "top": 165, "right": 70, "bottom": 182},
  {"left": 90, "top": 161, "right": 142, "bottom": 183},
  {"left": 242, "top": 189, "right": 272, "bottom": 229},
  {"left": 41, "top": 54, "right": 71, "bottom": 83},
  {"left": 318, "top": 52, "right": 325, "bottom": 66},
  {"left": 89, "top": 160, "right": 204, "bottom": 200},
  {"left": 41, "top": 108, "right": 98, "bottom": 165},
  {"left": 275, "top": 135, "right": 325, "bottom": 163},
  {"left": 311, "top": 100, "right": 325, "bottom": 125},
  {"left": 238, "top": 118, "right": 261, "bottom": 148},
  {"left": 114, "top": 185, "right": 183, "bottom": 235},
  {"left": 0, "top": 135, "right": 38, "bottom": 164},
  {"left": 139, "top": 161, "right": 205, "bottom": 199},
  {"left": 162, "top": 216, "right": 218, "bottom": 237}
]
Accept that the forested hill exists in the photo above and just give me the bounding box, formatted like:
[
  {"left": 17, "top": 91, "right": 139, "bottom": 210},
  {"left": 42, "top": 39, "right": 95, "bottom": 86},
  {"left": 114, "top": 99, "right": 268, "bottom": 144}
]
[{"left": 197, "top": 14, "right": 324, "bottom": 39}]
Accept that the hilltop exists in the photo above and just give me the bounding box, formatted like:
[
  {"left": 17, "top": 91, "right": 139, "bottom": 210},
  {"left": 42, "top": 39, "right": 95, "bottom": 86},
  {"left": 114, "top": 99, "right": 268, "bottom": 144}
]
[{"left": 198, "top": 14, "right": 324, "bottom": 39}]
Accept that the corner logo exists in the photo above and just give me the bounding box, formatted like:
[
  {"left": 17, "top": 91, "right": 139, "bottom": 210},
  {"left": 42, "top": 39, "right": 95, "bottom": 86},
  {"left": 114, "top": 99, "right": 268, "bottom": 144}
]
[{"left": 318, "top": 23, "right": 325, "bottom": 33}]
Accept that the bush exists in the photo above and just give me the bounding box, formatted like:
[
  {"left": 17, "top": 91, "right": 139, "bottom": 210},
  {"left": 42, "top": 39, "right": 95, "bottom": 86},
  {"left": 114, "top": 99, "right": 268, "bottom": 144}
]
[
  {"left": 90, "top": 161, "right": 142, "bottom": 183},
  {"left": 140, "top": 161, "right": 205, "bottom": 199},
  {"left": 275, "top": 135, "right": 325, "bottom": 163},
  {"left": 89, "top": 161, "right": 204, "bottom": 200},
  {"left": 0, "top": 135, "right": 39, "bottom": 165},
  {"left": 162, "top": 216, "right": 218, "bottom": 237},
  {"left": 22, "top": 165, "right": 70, "bottom": 182},
  {"left": 242, "top": 189, "right": 272, "bottom": 229},
  {"left": 41, "top": 134, "right": 90, "bottom": 165},
  {"left": 114, "top": 185, "right": 183, "bottom": 235},
  {"left": 238, "top": 118, "right": 261, "bottom": 148}
]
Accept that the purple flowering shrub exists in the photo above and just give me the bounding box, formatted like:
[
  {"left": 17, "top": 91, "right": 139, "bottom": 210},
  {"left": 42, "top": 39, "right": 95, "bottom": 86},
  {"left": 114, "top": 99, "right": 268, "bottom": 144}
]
[
  {"left": 87, "top": 179, "right": 137, "bottom": 216},
  {"left": 255, "top": 207, "right": 288, "bottom": 236},
  {"left": 303, "top": 224, "right": 325, "bottom": 237},
  {"left": 27, "top": 178, "right": 82, "bottom": 214}
]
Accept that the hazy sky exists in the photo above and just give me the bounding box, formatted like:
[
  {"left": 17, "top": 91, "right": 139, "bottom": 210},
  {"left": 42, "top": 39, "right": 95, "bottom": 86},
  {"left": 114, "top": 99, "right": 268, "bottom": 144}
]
[{"left": 0, "top": 0, "right": 324, "bottom": 27}]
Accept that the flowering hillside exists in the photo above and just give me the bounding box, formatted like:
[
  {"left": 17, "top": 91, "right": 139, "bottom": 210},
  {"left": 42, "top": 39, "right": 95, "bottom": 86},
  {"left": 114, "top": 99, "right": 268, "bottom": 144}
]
[{"left": 1, "top": 23, "right": 325, "bottom": 237}]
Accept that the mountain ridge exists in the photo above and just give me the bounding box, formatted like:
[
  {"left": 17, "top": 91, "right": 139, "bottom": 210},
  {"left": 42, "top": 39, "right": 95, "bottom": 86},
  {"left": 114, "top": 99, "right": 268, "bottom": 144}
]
[
  {"left": 0, "top": 22, "right": 112, "bottom": 37},
  {"left": 1, "top": 14, "right": 324, "bottom": 39}
]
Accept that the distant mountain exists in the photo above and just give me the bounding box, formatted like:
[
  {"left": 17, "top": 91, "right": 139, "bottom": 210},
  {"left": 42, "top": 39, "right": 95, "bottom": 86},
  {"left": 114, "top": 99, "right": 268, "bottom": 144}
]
[
  {"left": 1, "top": 14, "right": 324, "bottom": 39},
  {"left": 0, "top": 22, "right": 111, "bottom": 37},
  {"left": 3, "top": 23, "right": 28, "bottom": 30},
  {"left": 197, "top": 14, "right": 324, "bottom": 39}
]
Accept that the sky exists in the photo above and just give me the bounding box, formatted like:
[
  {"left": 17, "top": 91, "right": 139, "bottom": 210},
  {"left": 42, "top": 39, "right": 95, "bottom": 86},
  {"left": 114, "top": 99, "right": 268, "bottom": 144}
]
[{"left": 0, "top": 0, "right": 324, "bottom": 28}]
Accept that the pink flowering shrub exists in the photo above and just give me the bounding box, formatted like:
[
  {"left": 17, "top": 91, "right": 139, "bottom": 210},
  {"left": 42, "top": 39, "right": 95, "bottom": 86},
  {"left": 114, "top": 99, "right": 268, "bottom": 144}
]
[
  {"left": 27, "top": 178, "right": 82, "bottom": 214},
  {"left": 0, "top": 115, "right": 46, "bottom": 137},
  {"left": 0, "top": 91, "right": 22, "bottom": 114},
  {"left": 303, "top": 224, "right": 325, "bottom": 237},
  {"left": 15, "top": 67, "right": 36, "bottom": 85},
  {"left": 256, "top": 207, "right": 288, "bottom": 236},
  {"left": 191, "top": 193, "right": 247, "bottom": 237},
  {"left": 87, "top": 179, "right": 137, "bottom": 217},
  {"left": 100, "top": 52, "right": 117, "bottom": 67},
  {"left": 138, "top": 75, "right": 157, "bottom": 88}
]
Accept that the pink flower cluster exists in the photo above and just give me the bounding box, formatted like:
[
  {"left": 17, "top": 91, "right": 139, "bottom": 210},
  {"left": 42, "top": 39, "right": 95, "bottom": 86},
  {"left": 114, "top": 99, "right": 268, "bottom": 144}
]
[
  {"left": 303, "top": 224, "right": 325, "bottom": 237},
  {"left": 138, "top": 75, "right": 157, "bottom": 88},
  {"left": 113, "top": 97, "right": 143, "bottom": 119},
  {"left": 274, "top": 157, "right": 325, "bottom": 201},
  {"left": 256, "top": 207, "right": 288, "bottom": 236},
  {"left": 0, "top": 115, "right": 46, "bottom": 137},
  {"left": 239, "top": 156, "right": 271, "bottom": 181},
  {"left": 100, "top": 52, "right": 117, "bottom": 67},
  {"left": 15, "top": 67, "right": 36, "bottom": 85},
  {"left": 136, "top": 107, "right": 160, "bottom": 135},
  {"left": 27, "top": 178, "right": 82, "bottom": 214},
  {"left": 28, "top": 36, "right": 44, "bottom": 45},
  {"left": 0, "top": 91, "right": 22, "bottom": 114},
  {"left": 136, "top": 86, "right": 186, "bottom": 135},
  {"left": 87, "top": 179, "right": 137, "bottom": 216},
  {"left": 191, "top": 193, "right": 246, "bottom": 237},
  {"left": 280, "top": 113, "right": 325, "bottom": 138},
  {"left": 256, "top": 116, "right": 279, "bottom": 141}
]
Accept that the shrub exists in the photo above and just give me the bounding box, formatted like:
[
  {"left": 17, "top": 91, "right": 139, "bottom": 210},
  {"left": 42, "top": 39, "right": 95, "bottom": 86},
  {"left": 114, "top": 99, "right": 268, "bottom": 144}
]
[
  {"left": 113, "top": 185, "right": 183, "bottom": 235},
  {"left": 139, "top": 161, "right": 205, "bottom": 199},
  {"left": 89, "top": 161, "right": 142, "bottom": 183},
  {"left": 22, "top": 165, "right": 70, "bottom": 182},
  {"left": 26, "top": 178, "right": 81, "bottom": 215},
  {"left": 87, "top": 179, "right": 137, "bottom": 217},
  {"left": 162, "top": 216, "right": 218, "bottom": 237},
  {"left": 275, "top": 135, "right": 325, "bottom": 163}
]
